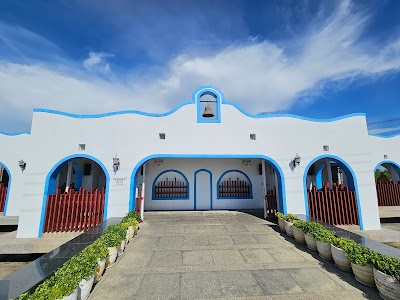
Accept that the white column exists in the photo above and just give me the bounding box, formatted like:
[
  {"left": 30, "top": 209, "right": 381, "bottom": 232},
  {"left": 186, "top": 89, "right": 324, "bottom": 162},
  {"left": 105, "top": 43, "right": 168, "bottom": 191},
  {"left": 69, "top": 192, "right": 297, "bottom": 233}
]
[
  {"left": 262, "top": 160, "right": 267, "bottom": 218},
  {"left": 0, "top": 166, "right": 3, "bottom": 182},
  {"left": 325, "top": 159, "right": 333, "bottom": 188},
  {"left": 65, "top": 162, "right": 73, "bottom": 192},
  {"left": 140, "top": 163, "right": 146, "bottom": 220}
]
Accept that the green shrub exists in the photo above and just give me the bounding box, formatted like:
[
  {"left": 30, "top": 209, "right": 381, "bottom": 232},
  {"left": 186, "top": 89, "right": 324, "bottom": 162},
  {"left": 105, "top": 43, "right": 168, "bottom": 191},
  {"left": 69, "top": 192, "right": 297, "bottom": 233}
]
[
  {"left": 372, "top": 253, "right": 400, "bottom": 281},
  {"left": 311, "top": 228, "right": 335, "bottom": 243},
  {"left": 345, "top": 243, "right": 376, "bottom": 266},
  {"left": 124, "top": 211, "right": 141, "bottom": 222},
  {"left": 331, "top": 237, "right": 355, "bottom": 251},
  {"left": 284, "top": 214, "right": 298, "bottom": 222},
  {"left": 302, "top": 221, "right": 325, "bottom": 235},
  {"left": 275, "top": 212, "right": 285, "bottom": 219},
  {"left": 100, "top": 224, "right": 126, "bottom": 248},
  {"left": 121, "top": 217, "right": 139, "bottom": 228},
  {"left": 293, "top": 219, "right": 307, "bottom": 230}
]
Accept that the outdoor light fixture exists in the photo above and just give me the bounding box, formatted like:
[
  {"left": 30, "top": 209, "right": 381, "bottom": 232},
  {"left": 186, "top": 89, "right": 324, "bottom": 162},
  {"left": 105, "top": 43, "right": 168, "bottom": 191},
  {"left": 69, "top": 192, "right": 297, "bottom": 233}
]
[
  {"left": 18, "top": 159, "right": 26, "bottom": 172},
  {"left": 113, "top": 156, "right": 120, "bottom": 171},
  {"left": 293, "top": 154, "right": 301, "bottom": 167}
]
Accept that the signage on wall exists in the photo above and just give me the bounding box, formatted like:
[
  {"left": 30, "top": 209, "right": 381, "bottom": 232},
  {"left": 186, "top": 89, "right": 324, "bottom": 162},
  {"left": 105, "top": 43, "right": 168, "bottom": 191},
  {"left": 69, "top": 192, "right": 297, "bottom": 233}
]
[
  {"left": 111, "top": 177, "right": 128, "bottom": 188},
  {"left": 153, "top": 159, "right": 164, "bottom": 166},
  {"left": 242, "top": 160, "right": 252, "bottom": 166}
]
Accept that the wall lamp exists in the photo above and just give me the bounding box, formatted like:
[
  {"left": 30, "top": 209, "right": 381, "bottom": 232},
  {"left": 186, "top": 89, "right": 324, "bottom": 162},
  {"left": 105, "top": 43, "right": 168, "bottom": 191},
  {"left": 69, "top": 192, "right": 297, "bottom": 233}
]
[
  {"left": 113, "top": 156, "right": 120, "bottom": 171},
  {"left": 293, "top": 154, "right": 301, "bottom": 168},
  {"left": 18, "top": 159, "right": 26, "bottom": 172}
]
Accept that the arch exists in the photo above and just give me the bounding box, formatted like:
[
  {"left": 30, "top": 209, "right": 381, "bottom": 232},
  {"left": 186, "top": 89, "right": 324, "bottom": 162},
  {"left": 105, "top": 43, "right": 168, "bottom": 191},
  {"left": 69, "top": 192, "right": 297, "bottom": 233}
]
[
  {"left": 38, "top": 154, "right": 110, "bottom": 237},
  {"left": 195, "top": 86, "right": 223, "bottom": 123},
  {"left": 374, "top": 160, "right": 400, "bottom": 180},
  {"left": 129, "top": 154, "right": 287, "bottom": 214},
  {"left": 216, "top": 169, "right": 253, "bottom": 199},
  {"left": 194, "top": 169, "right": 212, "bottom": 210},
  {"left": 303, "top": 154, "right": 364, "bottom": 229},
  {"left": 152, "top": 169, "right": 190, "bottom": 200},
  {"left": 0, "top": 162, "right": 11, "bottom": 216}
]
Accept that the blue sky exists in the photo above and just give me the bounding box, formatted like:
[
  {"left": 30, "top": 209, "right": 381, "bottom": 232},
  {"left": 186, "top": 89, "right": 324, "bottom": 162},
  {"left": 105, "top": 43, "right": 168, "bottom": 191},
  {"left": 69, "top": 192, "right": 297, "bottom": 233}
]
[{"left": 0, "top": 0, "right": 400, "bottom": 134}]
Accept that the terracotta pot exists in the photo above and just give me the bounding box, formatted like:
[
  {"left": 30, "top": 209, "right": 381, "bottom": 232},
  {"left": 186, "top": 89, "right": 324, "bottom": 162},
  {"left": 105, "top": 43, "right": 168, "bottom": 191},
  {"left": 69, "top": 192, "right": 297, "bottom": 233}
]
[
  {"left": 78, "top": 274, "right": 94, "bottom": 300},
  {"left": 284, "top": 221, "right": 294, "bottom": 237},
  {"left": 373, "top": 268, "right": 400, "bottom": 300},
  {"left": 278, "top": 218, "right": 286, "bottom": 231},
  {"left": 62, "top": 287, "right": 78, "bottom": 300},
  {"left": 305, "top": 233, "right": 317, "bottom": 251},
  {"left": 331, "top": 245, "right": 351, "bottom": 272},
  {"left": 94, "top": 259, "right": 106, "bottom": 283},
  {"left": 118, "top": 240, "right": 126, "bottom": 256},
  {"left": 293, "top": 226, "right": 305, "bottom": 244},
  {"left": 106, "top": 247, "right": 117, "bottom": 268},
  {"left": 351, "top": 262, "right": 375, "bottom": 287},
  {"left": 128, "top": 226, "right": 135, "bottom": 240},
  {"left": 316, "top": 241, "right": 332, "bottom": 260}
]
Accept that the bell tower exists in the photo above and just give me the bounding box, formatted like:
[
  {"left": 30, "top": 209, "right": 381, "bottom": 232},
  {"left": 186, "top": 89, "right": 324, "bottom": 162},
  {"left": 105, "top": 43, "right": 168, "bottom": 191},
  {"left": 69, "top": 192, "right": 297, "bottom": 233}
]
[{"left": 195, "top": 86, "right": 222, "bottom": 123}]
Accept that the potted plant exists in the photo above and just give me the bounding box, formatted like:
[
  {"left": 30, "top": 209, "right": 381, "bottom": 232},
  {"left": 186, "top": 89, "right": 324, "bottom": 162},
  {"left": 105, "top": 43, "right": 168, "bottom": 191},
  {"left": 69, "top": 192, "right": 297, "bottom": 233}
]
[
  {"left": 331, "top": 237, "right": 354, "bottom": 272},
  {"left": 312, "top": 228, "right": 335, "bottom": 260},
  {"left": 371, "top": 253, "right": 400, "bottom": 300},
  {"left": 302, "top": 222, "right": 324, "bottom": 251},
  {"left": 125, "top": 211, "right": 142, "bottom": 224},
  {"left": 101, "top": 224, "right": 126, "bottom": 268},
  {"left": 292, "top": 220, "right": 306, "bottom": 244},
  {"left": 120, "top": 222, "right": 131, "bottom": 244},
  {"left": 275, "top": 212, "right": 286, "bottom": 231},
  {"left": 122, "top": 216, "right": 139, "bottom": 240},
  {"left": 284, "top": 214, "right": 298, "bottom": 237},
  {"left": 89, "top": 238, "right": 108, "bottom": 283},
  {"left": 346, "top": 243, "right": 376, "bottom": 286}
]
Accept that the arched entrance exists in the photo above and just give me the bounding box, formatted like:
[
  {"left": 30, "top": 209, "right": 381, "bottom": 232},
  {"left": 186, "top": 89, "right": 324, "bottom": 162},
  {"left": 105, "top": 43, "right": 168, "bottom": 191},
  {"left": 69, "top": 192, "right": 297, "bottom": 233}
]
[
  {"left": 304, "top": 155, "right": 360, "bottom": 226},
  {"left": 0, "top": 163, "right": 10, "bottom": 215},
  {"left": 40, "top": 155, "right": 109, "bottom": 235},
  {"left": 374, "top": 160, "right": 400, "bottom": 206},
  {"left": 129, "top": 155, "right": 286, "bottom": 219}
]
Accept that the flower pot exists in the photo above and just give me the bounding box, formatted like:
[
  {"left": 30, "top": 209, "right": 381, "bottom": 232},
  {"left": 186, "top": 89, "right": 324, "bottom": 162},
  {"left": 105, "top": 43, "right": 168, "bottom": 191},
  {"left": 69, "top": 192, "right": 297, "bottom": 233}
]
[
  {"left": 331, "top": 245, "right": 351, "bottom": 272},
  {"left": 94, "top": 259, "right": 106, "bottom": 283},
  {"left": 316, "top": 241, "right": 332, "bottom": 260},
  {"left": 62, "top": 287, "right": 78, "bottom": 300},
  {"left": 78, "top": 274, "right": 94, "bottom": 300},
  {"left": 305, "top": 233, "right": 317, "bottom": 251},
  {"left": 125, "top": 229, "right": 130, "bottom": 244},
  {"left": 278, "top": 218, "right": 286, "bottom": 231},
  {"left": 118, "top": 240, "right": 126, "bottom": 256},
  {"left": 106, "top": 247, "right": 118, "bottom": 268},
  {"left": 351, "top": 262, "right": 375, "bottom": 287},
  {"left": 284, "top": 221, "right": 294, "bottom": 237},
  {"left": 373, "top": 268, "right": 400, "bottom": 300},
  {"left": 293, "top": 226, "right": 305, "bottom": 244},
  {"left": 128, "top": 226, "right": 135, "bottom": 241}
]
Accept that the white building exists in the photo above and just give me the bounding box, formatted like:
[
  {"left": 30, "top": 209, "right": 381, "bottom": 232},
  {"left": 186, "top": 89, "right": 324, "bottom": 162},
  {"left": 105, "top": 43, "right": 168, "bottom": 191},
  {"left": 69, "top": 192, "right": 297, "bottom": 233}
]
[{"left": 1, "top": 86, "right": 399, "bottom": 238}]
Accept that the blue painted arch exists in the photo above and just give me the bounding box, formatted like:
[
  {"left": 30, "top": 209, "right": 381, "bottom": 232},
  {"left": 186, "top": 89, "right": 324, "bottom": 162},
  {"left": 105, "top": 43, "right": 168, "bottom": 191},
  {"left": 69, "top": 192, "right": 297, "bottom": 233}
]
[
  {"left": 129, "top": 154, "right": 287, "bottom": 214},
  {"left": 38, "top": 154, "right": 110, "bottom": 237},
  {"left": 152, "top": 169, "right": 190, "bottom": 200},
  {"left": 314, "top": 159, "right": 355, "bottom": 191},
  {"left": 303, "top": 154, "right": 364, "bottom": 230},
  {"left": 374, "top": 160, "right": 400, "bottom": 179},
  {"left": 47, "top": 161, "right": 83, "bottom": 195},
  {"left": 216, "top": 170, "right": 253, "bottom": 199},
  {"left": 194, "top": 169, "right": 213, "bottom": 210},
  {"left": 0, "top": 162, "right": 11, "bottom": 216}
]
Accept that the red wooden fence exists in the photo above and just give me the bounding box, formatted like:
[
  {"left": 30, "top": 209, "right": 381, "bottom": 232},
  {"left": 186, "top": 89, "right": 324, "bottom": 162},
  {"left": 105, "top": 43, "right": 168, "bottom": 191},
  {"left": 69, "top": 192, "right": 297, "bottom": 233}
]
[
  {"left": 308, "top": 184, "right": 359, "bottom": 225},
  {"left": 0, "top": 183, "right": 7, "bottom": 212},
  {"left": 43, "top": 187, "right": 105, "bottom": 233},
  {"left": 154, "top": 178, "right": 188, "bottom": 199},
  {"left": 265, "top": 188, "right": 277, "bottom": 219},
  {"left": 218, "top": 178, "right": 251, "bottom": 198},
  {"left": 375, "top": 181, "right": 400, "bottom": 206}
]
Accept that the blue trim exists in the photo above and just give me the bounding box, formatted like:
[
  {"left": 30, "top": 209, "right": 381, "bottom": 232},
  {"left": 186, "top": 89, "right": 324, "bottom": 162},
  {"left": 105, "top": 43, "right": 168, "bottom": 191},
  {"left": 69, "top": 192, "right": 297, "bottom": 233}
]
[
  {"left": 0, "top": 131, "right": 30, "bottom": 136},
  {"left": 47, "top": 161, "right": 83, "bottom": 194},
  {"left": 152, "top": 169, "right": 189, "bottom": 200},
  {"left": 0, "top": 162, "right": 11, "bottom": 216},
  {"left": 129, "top": 154, "right": 287, "bottom": 214},
  {"left": 38, "top": 154, "right": 110, "bottom": 237},
  {"left": 369, "top": 133, "right": 400, "bottom": 138},
  {"left": 374, "top": 160, "right": 400, "bottom": 178},
  {"left": 216, "top": 169, "right": 253, "bottom": 199},
  {"left": 303, "top": 155, "right": 364, "bottom": 230},
  {"left": 195, "top": 87, "right": 222, "bottom": 123},
  {"left": 315, "top": 163, "right": 325, "bottom": 189},
  {"left": 72, "top": 162, "right": 83, "bottom": 190},
  {"left": 194, "top": 169, "right": 212, "bottom": 210}
]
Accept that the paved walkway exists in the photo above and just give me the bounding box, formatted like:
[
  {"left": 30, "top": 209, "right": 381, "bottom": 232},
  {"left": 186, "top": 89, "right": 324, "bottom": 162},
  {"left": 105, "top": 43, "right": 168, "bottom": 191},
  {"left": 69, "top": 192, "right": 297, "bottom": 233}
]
[{"left": 90, "top": 211, "right": 380, "bottom": 300}]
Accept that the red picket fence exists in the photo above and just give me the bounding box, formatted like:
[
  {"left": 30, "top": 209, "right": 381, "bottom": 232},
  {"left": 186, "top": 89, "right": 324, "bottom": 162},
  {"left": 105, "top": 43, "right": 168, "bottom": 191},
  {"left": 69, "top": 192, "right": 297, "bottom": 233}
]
[
  {"left": 43, "top": 187, "right": 105, "bottom": 233},
  {"left": 0, "top": 183, "right": 7, "bottom": 212},
  {"left": 265, "top": 188, "right": 277, "bottom": 219},
  {"left": 154, "top": 178, "right": 188, "bottom": 199},
  {"left": 308, "top": 184, "right": 359, "bottom": 225},
  {"left": 218, "top": 178, "right": 251, "bottom": 198},
  {"left": 375, "top": 181, "right": 400, "bottom": 206}
]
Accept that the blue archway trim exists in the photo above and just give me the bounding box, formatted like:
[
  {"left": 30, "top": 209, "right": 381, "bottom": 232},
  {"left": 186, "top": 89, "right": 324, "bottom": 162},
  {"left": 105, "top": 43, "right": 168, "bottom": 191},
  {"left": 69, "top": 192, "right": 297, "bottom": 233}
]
[
  {"left": 374, "top": 160, "right": 400, "bottom": 179},
  {"left": 369, "top": 133, "right": 400, "bottom": 138},
  {"left": 216, "top": 170, "right": 253, "bottom": 199},
  {"left": 129, "top": 154, "right": 287, "bottom": 214},
  {"left": 315, "top": 162, "right": 326, "bottom": 189},
  {"left": 38, "top": 154, "right": 110, "bottom": 237},
  {"left": 0, "top": 162, "right": 11, "bottom": 216},
  {"left": 303, "top": 154, "right": 364, "bottom": 230},
  {"left": 0, "top": 131, "right": 30, "bottom": 136},
  {"left": 152, "top": 169, "right": 190, "bottom": 200},
  {"left": 194, "top": 87, "right": 222, "bottom": 123},
  {"left": 194, "top": 169, "right": 213, "bottom": 210}
]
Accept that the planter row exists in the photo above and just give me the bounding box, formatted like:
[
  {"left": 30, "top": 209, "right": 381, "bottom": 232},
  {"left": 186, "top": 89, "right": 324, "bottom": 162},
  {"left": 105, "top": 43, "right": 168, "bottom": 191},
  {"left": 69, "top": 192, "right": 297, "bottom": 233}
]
[
  {"left": 277, "top": 215, "right": 400, "bottom": 300},
  {"left": 17, "top": 211, "right": 142, "bottom": 300}
]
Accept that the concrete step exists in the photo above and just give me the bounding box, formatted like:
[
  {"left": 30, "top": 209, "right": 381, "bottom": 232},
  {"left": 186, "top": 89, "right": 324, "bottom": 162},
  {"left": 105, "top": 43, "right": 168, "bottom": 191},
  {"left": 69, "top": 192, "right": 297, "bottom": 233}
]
[{"left": 0, "top": 216, "right": 19, "bottom": 226}]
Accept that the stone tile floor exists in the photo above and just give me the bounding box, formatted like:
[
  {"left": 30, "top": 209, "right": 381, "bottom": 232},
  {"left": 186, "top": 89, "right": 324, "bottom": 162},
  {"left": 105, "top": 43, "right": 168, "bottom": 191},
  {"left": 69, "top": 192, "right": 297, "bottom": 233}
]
[{"left": 90, "top": 211, "right": 381, "bottom": 300}]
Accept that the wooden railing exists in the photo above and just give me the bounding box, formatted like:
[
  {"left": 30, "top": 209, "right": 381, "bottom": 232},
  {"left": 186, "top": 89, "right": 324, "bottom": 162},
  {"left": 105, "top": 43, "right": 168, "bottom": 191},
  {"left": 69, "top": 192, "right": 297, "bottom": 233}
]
[
  {"left": 218, "top": 178, "right": 251, "bottom": 198},
  {"left": 265, "top": 188, "right": 277, "bottom": 219},
  {"left": 0, "top": 183, "right": 7, "bottom": 212},
  {"left": 376, "top": 181, "right": 400, "bottom": 206},
  {"left": 308, "top": 184, "right": 359, "bottom": 225},
  {"left": 154, "top": 178, "right": 188, "bottom": 199},
  {"left": 43, "top": 187, "right": 105, "bottom": 233}
]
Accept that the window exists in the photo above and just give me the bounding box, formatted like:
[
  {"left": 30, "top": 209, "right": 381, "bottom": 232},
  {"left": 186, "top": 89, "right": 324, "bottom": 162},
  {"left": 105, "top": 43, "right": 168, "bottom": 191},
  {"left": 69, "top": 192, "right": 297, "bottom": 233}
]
[
  {"left": 152, "top": 170, "right": 189, "bottom": 199},
  {"left": 250, "top": 134, "right": 256, "bottom": 140},
  {"left": 217, "top": 170, "right": 252, "bottom": 199},
  {"left": 159, "top": 133, "right": 166, "bottom": 140}
]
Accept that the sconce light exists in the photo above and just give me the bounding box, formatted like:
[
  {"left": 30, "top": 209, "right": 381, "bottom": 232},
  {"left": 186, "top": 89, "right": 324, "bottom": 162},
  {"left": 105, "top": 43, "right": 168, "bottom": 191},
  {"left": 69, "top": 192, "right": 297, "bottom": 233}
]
[
  {"left": 113, "top": 156, "right": 120, "bottom": 171},
  {"left": 293, "top": 154, "right": 301, "bottom": 167},
  {"left": 18, "top": 159, "right": 26, "bottom": 172}
]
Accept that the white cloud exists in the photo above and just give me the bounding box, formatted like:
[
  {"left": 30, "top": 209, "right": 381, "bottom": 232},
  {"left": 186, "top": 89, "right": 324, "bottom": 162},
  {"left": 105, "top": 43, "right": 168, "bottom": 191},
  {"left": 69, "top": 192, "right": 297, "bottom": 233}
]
[
  {"left": 1, "top": 0, "right": 400, "bottom": 132},
  {"left": 368, "top": 127, "right": 400, "bottom": 135}
]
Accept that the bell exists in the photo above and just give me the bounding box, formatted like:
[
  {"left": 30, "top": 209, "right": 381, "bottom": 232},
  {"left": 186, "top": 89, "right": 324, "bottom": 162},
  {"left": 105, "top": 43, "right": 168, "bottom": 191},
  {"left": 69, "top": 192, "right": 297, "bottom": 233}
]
[{"left": 202, "top": 105, "right": 214, "bottom": 117}]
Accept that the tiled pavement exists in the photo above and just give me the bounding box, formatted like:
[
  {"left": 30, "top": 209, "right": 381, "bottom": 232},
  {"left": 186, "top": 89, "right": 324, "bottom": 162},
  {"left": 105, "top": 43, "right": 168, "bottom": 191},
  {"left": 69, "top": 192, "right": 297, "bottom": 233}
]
[{"left": 90, "top": 211, "right": 381, "bottom": 300}]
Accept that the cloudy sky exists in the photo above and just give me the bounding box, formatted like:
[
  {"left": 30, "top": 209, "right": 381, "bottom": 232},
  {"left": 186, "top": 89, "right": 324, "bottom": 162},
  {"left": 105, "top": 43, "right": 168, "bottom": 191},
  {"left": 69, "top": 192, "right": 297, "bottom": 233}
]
[{"left": 0, "top": 0, "right": 400, "bottom": 135}]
